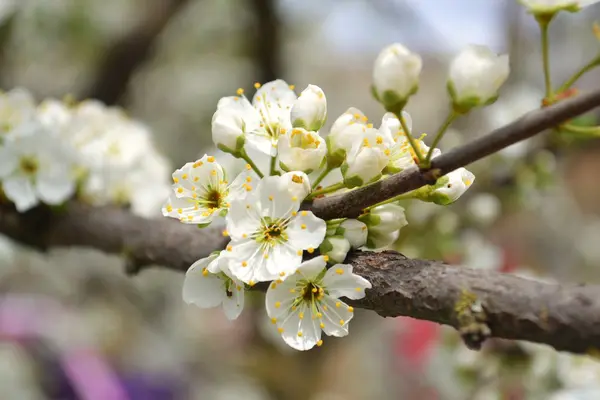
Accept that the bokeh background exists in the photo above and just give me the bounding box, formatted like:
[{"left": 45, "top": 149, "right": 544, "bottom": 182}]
[{"left": 1, "top": 0, "right": 600, "bottom": 399}]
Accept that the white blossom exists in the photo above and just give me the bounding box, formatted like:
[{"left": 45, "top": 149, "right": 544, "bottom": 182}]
[
  {"left": 0, "top": 128, "right": 75, "bottom": 211},
  {"left": 360, "top": 204, "right": 407, "bottom": 249},
  {"left": 265, "top": 256, "right": 371, "bottom": 351},
  {"left": 319, "top": 236, "right": 351, "bottom": 264},
  {"left": 211, "top": 108, "right": 246, "bottom": 154},
  {"left": 213, "top": 80, "right": 297, "bottom": 156},
  {"left": 336, "top": 219, "right": 368, "bottom": 249},
  {"left": 342, "top": 125, "right": 392, "bottom": 188},
  {"left": 448, "top": 45, "right": 509, "bottom": 110},
  {"left": 0, "top": 88, "right": 39, "bottom": 140},
  {"left": 277, "top": 128, "right": 326, "bottom": 173},
  {"left": 224, "top": 174, "right": 326, "bottom": 284},
  {"left": 429, "top": 168, "right": 475, "bottom": 205},
  {"left": 162, "top": 154, "right": 252, "bottom": 226},
  {"left": 519, "top": 0, "right": 599, "bottom": 14},
  {"left": 280, "top": 171, "right": 312, "bottom": 201},
  {"left": 183, "top": 253, "right": 245, "bottom": 320},
  {"left": 372, "top": 43, "right": 422, "bottom": 112},
  {"left": 290, "top": 84, "right": 327, "bottom": 132},
  {"left": 326, "top": 107, "right": 369, "bottom": 167}
]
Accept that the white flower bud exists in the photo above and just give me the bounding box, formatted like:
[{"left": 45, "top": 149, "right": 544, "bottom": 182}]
[
  {"left": 280, "top": 171, "right": 311, "bottom": 200},
  {"left": 341, "top": 127, "right": 391, "bottom": 188},
  {"left": 365, "top": 229, "right": 400, "bottom": 250},
  {"left": 336, "top": 219, "right": 368, "bottom": 249},
  {"left": 518, "top": 0, "right": 597, "bottom": 14},
  {"left": 361, "top": 203, "right": 408, "bottom": 234},
  {"left": 319, "top": 235, "right": 351, "bottom": 264},
  {"left": 211, "top": 108, "right": 246, "bottom": 154},
  {"left": 278, "top": 128, "right": 326, "bottom": 173},
  {"left": 372, "top": 43, "right": 422, "bottom": 113},
  {"left": 448, "top": 45, "right": 509, "bottom": 112},
  {"left": 417, "top": 168, "right": 475, "bottom": 205},
  {"left": 326, "top": 108, "right": 368, "bottom": 168},
  {"left": 291, "top": 85, "right": 327, "bottom": 132}
]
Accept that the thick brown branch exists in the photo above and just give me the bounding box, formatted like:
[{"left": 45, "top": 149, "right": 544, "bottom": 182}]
[
  {"left": 0, "top": 202, "right": 599, "bottom": 354},
  {"left": 308, "top": 89, "right": 600, "bottom": 220}
]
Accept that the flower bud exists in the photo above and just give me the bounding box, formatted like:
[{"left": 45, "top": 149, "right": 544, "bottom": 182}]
[
  {"left": 280, "top": 171, "right": 311, "bottom": 201},
  {"left": 291, "top": 85, "right": 327, "bottom": 132},
  {"left": 336, "top": 219, "right": 368, "bottom": 249},
  {"left": 372, "top": 43, "right": 422, "bottom": 113},
  {"left": 319, "top": 235, "right": 351, "bottom": 264},
  {"left": 518, "top": 0, "right": 595, "bottom": 15},
  {"left": 211, "top": 108, "right": 246, "bottom": 155},
  {"left": 360, "top": 203, "right": 408, "bottom": 234},
  {"left": 326, "top": 108, "right": 368, "bottom": 168},
  {"left": 278, "top": 128, "right": 326, "bottom": 173},
  {"left": 341, "top": 127, "right": 391, "bottom": 188},
  {"left": 448, "top": 45, "right": 509, "bottom": 113},
  {"left": 365, "top": 229, "right": 400, "bottom": 250},
  {"left": 415, "top": 168, "right": 475, "bottom": 205}
]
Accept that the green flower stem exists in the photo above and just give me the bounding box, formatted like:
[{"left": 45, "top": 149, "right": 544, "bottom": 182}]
[
  {"left": 425, "top": 110, "right": 458, "bottom": 166},
  {"left": 269, "top": 154, "right": 278, "bottom": 176},
  {"left": 306, "top": 182, "right": 345, "bottom": 200},
  {"left": 240, "top": 150, "right": 264, "bottom": 178},
  {"left": 396, "top": 111, "right": 425, "bottom": 166},
  {"left": 538, "top": 18, "right": 553, "bottom": 98},
  {"left": 558, "top": 55, "right": 600, "bottom": 93},
  {"left": 312, "top": 167, "right": 333, "bottom": 188},
  {"left": 364, "top": 191, "right": 417, "bottom": 211}
]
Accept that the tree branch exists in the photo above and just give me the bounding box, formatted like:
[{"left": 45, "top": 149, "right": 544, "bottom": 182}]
[
  {"left": 0, "top": 202, "right": 599, "bottom": 355},
  {"left": 307, "top": 89, "right": 600, "bottom": 220}
]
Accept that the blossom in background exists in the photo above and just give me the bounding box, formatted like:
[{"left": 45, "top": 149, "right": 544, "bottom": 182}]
[
  {"left": 372, "top": 43, "right": 422, "bottom": 112},
  {"left": 224, "top": 173, "right": 326, "bottom": 284},
  {"left": 265, "top": 256, "right": 371, "bottom": 350},
  {"left": 0, "top": 129, "right": 75, "bottom": 211},
  {"left": 162, "top": 154, "right": 252, "bottom": 226},
  {"left": 0, "top": 88, "right": 40, "bottom": 140},
  {"left": 183, "top": 253, "right": 245, "bottom": 321},
  {"left": 448, "top": 45, "right": 509, "bottom": 112}
]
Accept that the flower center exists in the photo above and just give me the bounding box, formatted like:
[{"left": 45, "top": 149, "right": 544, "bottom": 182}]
[
  {"left": 290, "top": 129, "right": 319, "bottom": 149},
  {"left": 205, "top": 189, "right": 222, "bottom": 209},
  {"left": 19, "top": 156, "right": 39, "bottom": 175},
  {"left": 255, "top": 218, "right": 289, "bottom": 246},
  {"left": 301, "top": 281, "right": 324, "bottom": 302}
]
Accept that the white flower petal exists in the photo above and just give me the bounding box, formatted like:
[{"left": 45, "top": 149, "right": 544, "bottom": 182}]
[
  {"left": 319, "top": 296, "right": 353, "bottom": 337},
  {"left": 264, "top": 245, "right": 302, "bottom": 278},
  {"left": 295, "top": 256, "right": 327, "bottom": 281},
  {"left": 0, "top": 146, "right": 17, "bottom": 177},
  {"left": 265, "top": 277, "right": 298, "bottom": 319},
  {"left": 287, "top": 211, "right": 326, "bottom": 250},
  {"left": 323, "top": 264, "right": 371, "bottom": 300},
  {"left": 257, "top": 175, "right": 299, "bottom": 219},
  {"left": 221, "top": 282, "right": 245, "bottom": 320},
  {"left": 35, "top": 170, "right": 75, "bottom": 205},
  {"left": 3, "top": 175, "right": 38, "bottom": 212},
  {"left": 183, "top": 255, "right": 226, "bottom": 308},
  {"left": 226, "top": 193, "right": 262, "bottom": 239},
  {"left": 280, "top": 171, "right": 311, "bottom": 200}
]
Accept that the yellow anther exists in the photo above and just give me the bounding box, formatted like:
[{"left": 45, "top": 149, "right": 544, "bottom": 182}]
[
  {"left": 336, "top": 268, "right": 344, "bottom": 275},
  {"left": 207, "top": 156, "right": 215, "bottom": 162},
  {"left": 177, "top": 208, "right": 183, "bottom": 214},
  {"left": 193, "top": 176, "right": 199, "bottom": 182},
  {"left": 227, "top": 245, "right": 233, "bottom": 252},
  {"left": 268, "top": 195, "right": 273, "bottom": 201},
  {"left": 376, "top": 136, "right": 383, "bottom": 144},
  {"left": 311, "top": 288, "right": 317, "bottom": 293},
  {"left": 245, "top": 164, "right": 252, "bottom": 170},
  {"left": 301, "top": 211, "right": 308, "bottom": 216},
  {"left": 242, "top": 261, "right": 248, "bottom": 267},
  {"left": 291, "top": 305, "right": 297, "bottom": 311},
  {"left": 367, "top": 123, "right": 374, "bottom": 129},
  {"left": 301, "top": 224, "right": 307, "bottom": 230},
  {"left": 317, "top": 340, "right": 323, "bottom": 347},
  {"left": 275, "top": 301, "right": 281, "bottom": 308},
  {"left": 173, "top": 177, "right": 179, "bottom": 183},
  {"left": 316, "top": 312, "right": 323, "bottom": 318},
  {"left": 292, "top": 196, "right": 298, "bottom": 201},
  {"left": 361, "top": 116, "right": 368, "bottom": 122},
  {"left": 236, "top": 285, "right": 242, "bottom": 291},
  {"left": 271, "top": 317, "right": 277, "bottom": 324},
  {"left": 307, "top": 247, "right": 314, "bottom": 254},
  {"left": 234, "top": 97, "right": 239, "bottom": 101},
  {"left": 297, "top": 332, "right": 303, "bottom": 337},
  {"left": 323, "top": 255, "right": 329, "bottom": 262},
  {"left": 246, "top": 176, "right": 252, "bottom": 183},
  {"left": 348, "top": 306, "right": 354, "bottom": 313},
  {"left": 353, "top": 113, "right": 361, "bottom": 119},
  {"left": 465, "top": 179, "right": 472, "bottom": 186},
  {"left": 166, "top": 205, "right": 173, "bottom": 212},
  {"left": 384, "top": 149, "right": 391, "bottom": 156},
  {"left": 254, "top": 82, "right": 261, "bottom": 89},
  {"left": 292, "top": 211, "right": 297, "bottom": 216},
  {"left": 236, "top": 88, "right": 244, "bottom": 95},
  {"left": 339, "top": 319, "right": 344, "bottom": 326},
  {"left": 182, "top": 173, "right": 188, "bottom": 179},
  {"left": 289, "top": 288, "right": 295, "bottom": 293},
  {"left": 242, "top": 233, "right": 248, "bottom": 238},
  {"left": 355, "top": 287, "right": 362, "bottom": 292},
  {"left": 363, "top": 138, "right": 370, "bottom": 147},
  {"left": 299, "top": 312, "right": 304, "bottom": 320},
  {"left": 222, "top": 230, "right": 229, "bottom": 237},
  {"left": 319, "top": 323, "right": 325, "bottom": 329},
  {"left": 249, "top": 280, "right": 255, "bottom": 287},
  {"left": 211, "top": 170, "right": 217, "bottom": 176},
  {"left": 280, "top": 127, "right": 286, "bottom": 134},
  {"left": 271, "top": 282, "right": 277, "bottom": 289},
  {"left": 202, "top": 268, "right": 209, "bottom": 276},
  {"left": 177, "top": 187, "right": 183, "bottom": 194},
  {"left": 187, "top": 215, "right": 193, "bottom": 221},
  {"left": 335, "top": 302, "right": 341, "bottom": 308},
  {"left": 289, "top": 84, "right": 295, "bottom": 90},
  {"left": 322, "top": 305, "right": 328, "bottom": 311},
  {"left": 279, "top": 271, "right": 286, "bottom": 277}
]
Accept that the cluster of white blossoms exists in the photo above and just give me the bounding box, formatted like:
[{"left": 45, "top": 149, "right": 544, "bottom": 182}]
[
  {"left": 168, "top": 40, "right": 512, "bottom": 351},
  {"left": 0, "top": 88, "right": 170, "bottom": 216}
]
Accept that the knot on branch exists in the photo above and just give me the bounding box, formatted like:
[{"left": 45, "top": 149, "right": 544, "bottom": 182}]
[{"left": 455, "top": 289, "right": 491, "bottom": 350}]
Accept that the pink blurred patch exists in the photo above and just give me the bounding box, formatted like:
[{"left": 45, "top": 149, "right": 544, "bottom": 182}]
[{"left": 394, "top": 317, "right": 440, "bottom": 367}]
